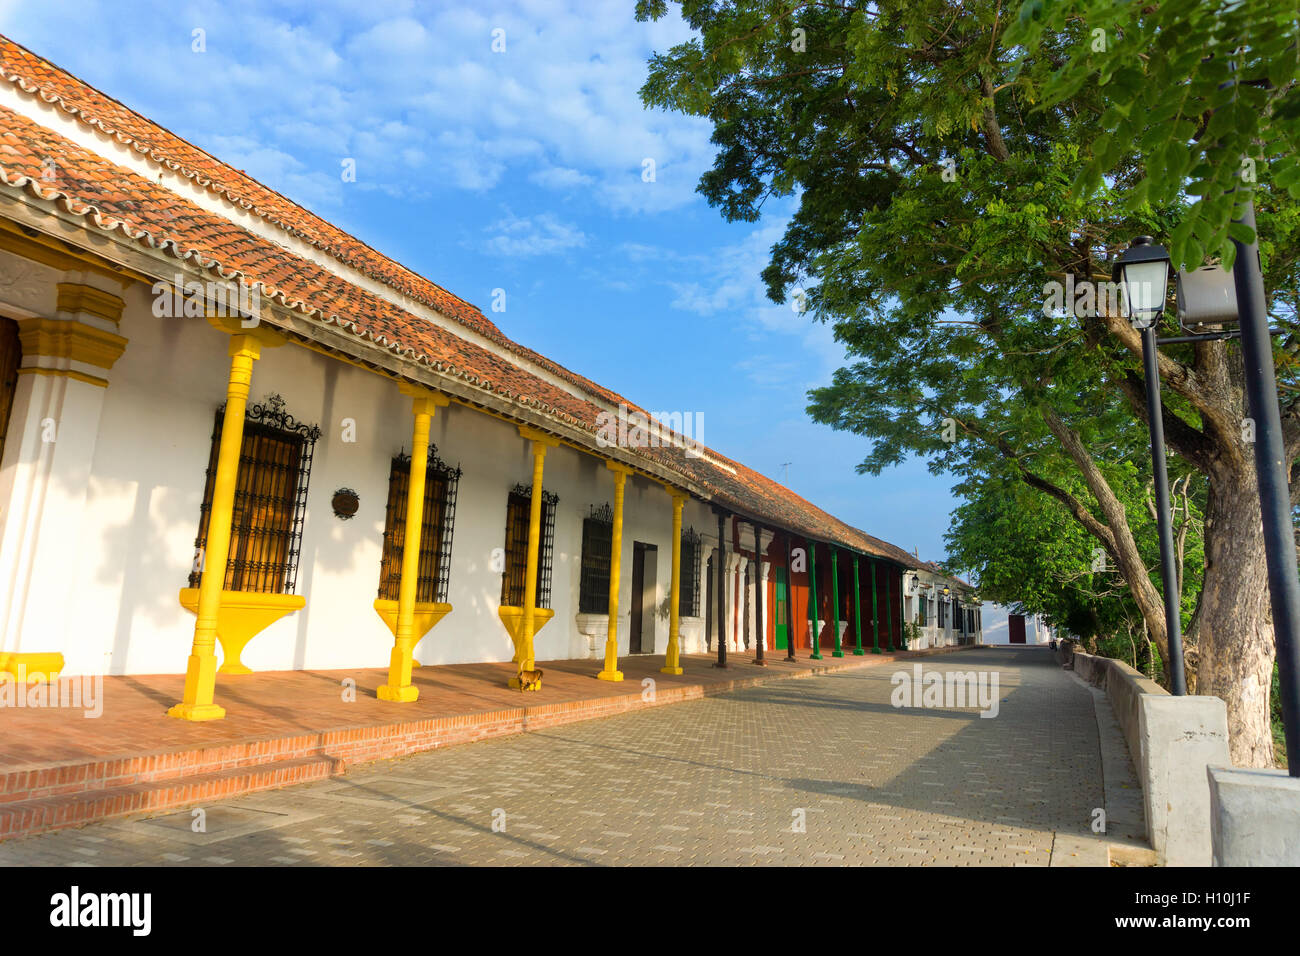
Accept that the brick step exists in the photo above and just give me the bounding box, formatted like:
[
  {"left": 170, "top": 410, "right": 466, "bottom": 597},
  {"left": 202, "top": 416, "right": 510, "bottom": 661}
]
[
  {"left": 0, "top": 754, "right": 343, "bottom": 840},
  {"left": 0, "top": 736, "right": 334, "bottom": 803}
]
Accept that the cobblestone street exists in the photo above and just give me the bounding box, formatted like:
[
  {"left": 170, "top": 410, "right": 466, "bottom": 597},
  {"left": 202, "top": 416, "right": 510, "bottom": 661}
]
[{"left": 0, "top": 647, "right": 1132, "bottom": 866}]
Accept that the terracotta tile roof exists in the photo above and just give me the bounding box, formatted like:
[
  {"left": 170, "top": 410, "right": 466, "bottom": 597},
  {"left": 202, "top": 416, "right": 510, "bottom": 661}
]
[{"left": 0, "top": 34, "right": 918, "bottom": 567}]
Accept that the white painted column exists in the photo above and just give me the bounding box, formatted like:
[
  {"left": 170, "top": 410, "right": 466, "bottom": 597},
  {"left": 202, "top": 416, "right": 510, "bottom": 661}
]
[
  {"left": 0, "top": 274, "right": 127, "bottom": 668},
  {"left": 726, "top": 551, "right": 744, "bottom": 651}
]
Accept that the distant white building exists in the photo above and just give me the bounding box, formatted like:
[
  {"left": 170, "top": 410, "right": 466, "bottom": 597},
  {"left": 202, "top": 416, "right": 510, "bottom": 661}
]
[
  {"left": 901, "top": 564, "right": 981, "bottom": 650},
  {"left": 979, "top": 604, "right": 1053, "bottom": 645}
]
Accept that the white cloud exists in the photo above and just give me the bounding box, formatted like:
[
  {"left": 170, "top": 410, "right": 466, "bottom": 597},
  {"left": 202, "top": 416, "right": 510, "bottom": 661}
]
[
  {"left": 528, "top": 165, "right": 593, "bottom": 190},
  {"left": 0, "top": 0, "right": 712, "bottom": 214},
  {"left": 484, "top": 212, "right": 587, "bottom": 257}
]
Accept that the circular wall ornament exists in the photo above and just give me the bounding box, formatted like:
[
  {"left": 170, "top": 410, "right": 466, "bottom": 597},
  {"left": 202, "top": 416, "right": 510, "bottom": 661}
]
[{"left": 331, "top": 488, "right": 360, "bottom": 520}]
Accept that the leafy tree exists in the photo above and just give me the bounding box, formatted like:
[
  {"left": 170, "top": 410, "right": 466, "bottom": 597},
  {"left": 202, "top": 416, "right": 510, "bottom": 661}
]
[
  {"left": 945, "top": 467, "right": 1204, "bottom": 669},
  {"left": 1008, "top": 0, "right": 1300, "bottom": 269},
  {"left": 638, "top": 0, "right": 1300, "bottom": 765}
]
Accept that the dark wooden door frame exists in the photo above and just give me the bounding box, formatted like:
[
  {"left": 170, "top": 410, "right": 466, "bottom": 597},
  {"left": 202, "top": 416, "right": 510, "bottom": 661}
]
[{"left": 629, "top": 542, "right": 658, "bottom": 654}]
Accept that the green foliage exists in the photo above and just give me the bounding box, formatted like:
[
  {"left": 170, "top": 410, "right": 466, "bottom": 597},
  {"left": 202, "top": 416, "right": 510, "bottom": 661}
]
[
  {"left": 1006, "top": 0, "right": 1300, "bottom": 269},
  {"left": 946, "top": 466, "right": 1204, "bottom": 643},
  {"left": 947, "top": 473, "right": 1120, "bottom": 636},
  {"left": 1273, "top": 663, "right": 1289, "bottom": 768},
  {"left": 636, "top": 1, "right": 1300, "bottom": 679}
]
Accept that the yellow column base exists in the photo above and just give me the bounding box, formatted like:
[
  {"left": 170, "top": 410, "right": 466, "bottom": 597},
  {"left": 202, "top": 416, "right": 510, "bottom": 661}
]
[
  {"left": 168, "top": 650, "right": 227, "bottom": 721},
  {"left": 508, "top": 676, "right": 543, "bottom": 691},
  {"left": 166, "top": 701, "right": 227, "bottom": 721},
  {"left": 596, "top": 669, "right": 624, "bottom": 682},
  {"left": 660, "top": 666, "right": 684, "bottom": 676},
  {"left": 377, "top": 637, "right": 419, "bottom": 702},
  {"left": 377, "top": 683, "right": 420, "bottom": 703}
]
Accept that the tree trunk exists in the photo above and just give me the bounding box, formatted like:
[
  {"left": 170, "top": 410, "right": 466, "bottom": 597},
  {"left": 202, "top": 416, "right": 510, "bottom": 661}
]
[{"left": 1193, "top": 465, "right": 1277, "bottom": 767}]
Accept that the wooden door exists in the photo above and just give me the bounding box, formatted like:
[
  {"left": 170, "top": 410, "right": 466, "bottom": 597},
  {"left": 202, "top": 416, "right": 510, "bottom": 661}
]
[
  {"left": 629, "top": 542, "right": 658, "bottom": 654},
  {"left": 0, "top": 317, "right": 19, "bottom": 467},
  {"left": 1009, "top": 614, "right": 1026, "bottom": 644}
]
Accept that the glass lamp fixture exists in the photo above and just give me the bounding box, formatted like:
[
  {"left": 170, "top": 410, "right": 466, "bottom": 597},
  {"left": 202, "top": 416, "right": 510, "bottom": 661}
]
[{"left": 1112, "top": 236, "right": 1172, "bottom": 330}]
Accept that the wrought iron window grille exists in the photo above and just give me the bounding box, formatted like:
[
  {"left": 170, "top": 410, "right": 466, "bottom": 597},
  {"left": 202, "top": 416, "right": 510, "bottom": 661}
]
[
  {"left": 500, "top": 484, "right": 558, "bottom": 609},
  {"left": 578, "top": 502, "right": 614, "bottom": 615},
  {"left": 377, "top": 442, "right": 462, "bottom": 604},
  {"left": 189, "top": 393, "right": 320, "bottom": 595},
  {"left": 679, "top": 526, "right": 702, "bottom": 618}
]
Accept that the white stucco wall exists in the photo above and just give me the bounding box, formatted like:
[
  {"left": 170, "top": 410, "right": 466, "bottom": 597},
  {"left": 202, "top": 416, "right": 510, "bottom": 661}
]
[{"left": 2, "top": 272, "right": 734, "bottom": 676}]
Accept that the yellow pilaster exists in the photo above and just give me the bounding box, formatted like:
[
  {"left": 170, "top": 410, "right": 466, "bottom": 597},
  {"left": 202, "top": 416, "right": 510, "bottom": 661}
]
[
  {"left": 514, "top": 427, "right": 559, "bottom": 686},
  {"left": 597, "top": 462, "right": 632, "bottom": 681},
  {"left": 169, "top": 331, "right": 270, "bottom": 721},
  {"left": 662, "top": 491, "right": 688, "bottom": 675},
  {"left": 378, "top": 386, "right": 449, "bottom": 703}
]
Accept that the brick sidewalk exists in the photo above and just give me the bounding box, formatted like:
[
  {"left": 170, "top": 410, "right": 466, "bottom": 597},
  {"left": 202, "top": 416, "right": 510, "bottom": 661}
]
[
  {"left": 0, "top": 645, "right": 1126, "bottom": 867},
  {"left": 0, "top": 646, "right": 974, "bottom": 839}
]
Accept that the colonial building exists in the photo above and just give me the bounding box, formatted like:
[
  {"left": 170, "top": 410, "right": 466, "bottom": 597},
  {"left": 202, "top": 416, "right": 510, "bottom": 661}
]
[
  {"left": 903, "top": 563, "right": 983, "bottom": 650},
  {"left": 0, "top": 35, "right": 924, "bottom": 720}
]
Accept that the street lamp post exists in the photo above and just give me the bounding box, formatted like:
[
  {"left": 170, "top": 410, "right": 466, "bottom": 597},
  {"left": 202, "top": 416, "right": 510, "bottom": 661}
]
[
  {"left": 1115, "top": 228, "right": 1300, "bottom": 768},
  {"left": 1231, "top": 200, "right": 1300, "bottom": 776},
  {"left": 1114, "top": 237, "right": 1186, "bottom": 694}
]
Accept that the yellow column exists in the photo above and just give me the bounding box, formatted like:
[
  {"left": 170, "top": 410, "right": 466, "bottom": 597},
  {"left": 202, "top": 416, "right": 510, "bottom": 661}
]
[
  {"left": 597, "top": 462, "right": 632, "bottom": 681},
  {"left": 516, "top": 427, "right": 558, "bottom": 679},
  {"left": 168, "top": 333, "right": 263, "bottom": 721},
  {"left": 378, "top": 386, "right": 449, "bottom": 702},
  {"left": 661, "top": 490, "right": 687, "bottom": 675}
]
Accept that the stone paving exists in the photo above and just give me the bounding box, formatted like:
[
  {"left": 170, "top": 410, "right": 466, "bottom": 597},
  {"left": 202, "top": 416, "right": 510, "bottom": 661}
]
[{"left": 0, "top": 646, "right": 1136, "bottom": 866}]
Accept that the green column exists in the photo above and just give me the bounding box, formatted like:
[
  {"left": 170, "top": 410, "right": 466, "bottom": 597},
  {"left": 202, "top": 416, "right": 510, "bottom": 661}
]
[
  {"left": 808, "top": 540, "right": 822, "bottom": 660},
  {"left": 870, "top": 560, "right": 881, "bottom": 654},
  {"left": 831, "top": 546, "right": 843, "bottom": 658},
  {"left": 852, "top": 555, "right": 864, "bottom": 655},
  {"left": 885, "top": 567, "right": 895, "bottom": 652}
]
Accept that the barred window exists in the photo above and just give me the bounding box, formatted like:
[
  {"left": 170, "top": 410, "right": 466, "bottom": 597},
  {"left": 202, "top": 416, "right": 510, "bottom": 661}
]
[
  {"left": 679, "top": 527, "right": 702, "bottom": 617},
  {"left": 917, "top": 595, "right": 928, "bottom": 627},
  {"left": 189, "top": 394, "right": 319, "bottom": 594},
  {"left": 938, "top": 598, "right": 947, "bottom": 629},
  {"left": 500, "top": 484, "right": 558, "bottom": 608},
  {"left": 377, "top": 444, "right": 462, "bottom": 603},
  {"left": 578, "top": 503, "right": 613, "bottom": 614}
]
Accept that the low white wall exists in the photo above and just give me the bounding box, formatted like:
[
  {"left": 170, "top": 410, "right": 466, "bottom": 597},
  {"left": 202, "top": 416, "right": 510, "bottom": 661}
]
[
  {"left": 1070, "top": 649, "right": 1229, "bottom": 865},
  {"left": 1208, "top": 766, "right": 1300, "bottom": 866}
]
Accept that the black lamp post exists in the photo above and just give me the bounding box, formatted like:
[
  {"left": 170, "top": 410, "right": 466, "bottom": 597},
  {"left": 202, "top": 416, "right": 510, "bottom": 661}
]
[
  {"left": 1231, "top": 200, "right": 1300, "bottom": 777},
  {"left": 1114, "top": 237, "right": 1187, "bottom": 695}
]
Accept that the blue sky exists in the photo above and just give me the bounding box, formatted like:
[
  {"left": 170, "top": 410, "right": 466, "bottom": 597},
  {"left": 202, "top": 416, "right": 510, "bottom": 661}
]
[{"left": 0, "top": 0, "right": 956, "bottom": 562}]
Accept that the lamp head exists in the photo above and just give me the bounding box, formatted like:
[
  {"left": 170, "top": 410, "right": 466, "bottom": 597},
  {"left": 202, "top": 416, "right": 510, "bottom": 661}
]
[{"left": 1112, "top": 236, "right": 1171, "bottom": 330}]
